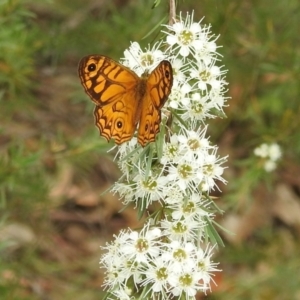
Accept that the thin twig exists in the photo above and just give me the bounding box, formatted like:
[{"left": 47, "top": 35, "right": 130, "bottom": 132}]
[{"left": 169, "top": 0, "right": 176, "bottom": 26}]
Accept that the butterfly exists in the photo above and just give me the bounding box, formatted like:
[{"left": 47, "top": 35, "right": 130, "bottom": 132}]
[{"left": 78, "top": 55, "right": 173, "bottom": 147}]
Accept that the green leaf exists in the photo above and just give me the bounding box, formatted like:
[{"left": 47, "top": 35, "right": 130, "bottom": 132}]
[
  {"left": 142, "top": 15, "right": 168, "bottom": 39},
  {"left": 151, "top": 0, "right": 161, "bottom": 9},
  {"left": 204, "top": 216, "right": 225, "bottom": 247}
]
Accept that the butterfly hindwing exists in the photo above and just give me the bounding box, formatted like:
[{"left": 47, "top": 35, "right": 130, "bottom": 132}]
[{"left": 93, "top": 89, "right": 139, "bottom": 144}]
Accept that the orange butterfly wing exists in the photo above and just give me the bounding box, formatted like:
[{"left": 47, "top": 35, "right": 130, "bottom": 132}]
[
  {"left": 78, "top": 55, "right": 140, "bottom": 144},
  {"left": 138, "top": 61, "right": 173, "bottom": 146},
  {"left": 78, "top": 55, "right": 173, "bottom": 146}
]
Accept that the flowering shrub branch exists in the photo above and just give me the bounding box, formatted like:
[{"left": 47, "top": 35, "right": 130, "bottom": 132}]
[{"left": 101, "top": 11, "right": 229, "bottom": 300}]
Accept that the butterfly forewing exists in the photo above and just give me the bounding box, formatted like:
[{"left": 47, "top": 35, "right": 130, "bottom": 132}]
[
  {"left": 148, "top": 60, "right": 173, "bottom": 108},
  {"left": 137, "top": 60, "right": 173, "bottom": 147},
  {"left": 78, "top": 55, "right": 141, "bottom": 144},
  {"left": 78, "top": 55, "right": 139, "bottom": 105}
]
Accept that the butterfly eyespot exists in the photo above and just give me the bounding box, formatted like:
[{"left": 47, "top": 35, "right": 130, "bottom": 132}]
[
  {"left": 117, "top": 121, "right": 123, "bottom": 129},
  {"left": 87, "top": 63, "right": 96, "bottom": 72}
]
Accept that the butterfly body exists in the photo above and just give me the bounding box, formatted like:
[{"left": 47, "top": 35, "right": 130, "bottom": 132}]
[{"left": 78, "top": 55, "right": 173, "bottom": 147}]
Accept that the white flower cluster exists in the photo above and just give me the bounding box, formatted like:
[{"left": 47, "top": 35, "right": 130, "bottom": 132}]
[
  {"left": 113, "top": 126, "right": 226, "bottom": 209},
  {"left": 254, "top": 143, "right": 282, "bottom": 172},
  {"left": 121, "top": 12, "right": 228, "bottom": 126},
  {"left": 102, "top": 12, "right": 228, "bottom": 299},
  {"left": 101, "top": 221, "right": 219, "bottom": 300},
  {"left": 115, "top": 11, "right": 228, "bottom": 207}
]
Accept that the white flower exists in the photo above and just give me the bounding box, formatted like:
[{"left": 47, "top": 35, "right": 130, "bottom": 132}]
[
  {"left": 209, "top": 86, "right": 228, "bottom": 110},
  {"left": 132, "top": 170, "right": 168, "bottom": 205},
  {"left": 121, "top": 224, "right": 161, "bottom": 264},
  {"left": 168, "top": 265, "right": 208, "bottom": 297},
  {"left": 115, "top": 136, "right": 139, "bottom": 156},
  {"left": 264, "top": 160, "right": 277, "bottom": 172},
  {"left": 170, "top": 57, "right": 187, "bottom": 84},
  {"left": 254, "top": 143, "right": 269, "bottom": 158},
  {"left": 170, "top": 193, "right": 214, "bottom": 223},
  {"left": 168, "top": 81, "right": 191, "bottom": 109},
  {"left": 163, "top": 241, "right": 197, "bottom": 271},
  {"left": 201, "top": 150, "right": 227, "bottom": 192},
  {"left": 141, "top": 256, "right": 173, "bottom": 295},
  {"left": 161, "top": 218, "right": 200, "bottom": 242},
  {"left": 190, "top": 61, "right": 226, "bottom": 91},
  {"left": 160, "top": 134, "right": 183, "bottom": 164},
  {"left": 194, "top": 245, "right": 220, "bottom": 289},
  {"left": 113, "top": 163, "right": 169, "bottom": 207},
  {"left": 254, "top": 143, "right": 282, "bottom": 172},
  {"left": 268, "top": 143, "right": 282, "bottom": 161},
  {"left": 102, "top": 254, "right": 128, "bottom": 288},
  {"left": 101, "top": 231, "right": 135, "bottom": 289},
  {"left": 114, "top": 137, "right": 141, "bottom": 177},
  {"left": 167, "top": 160, "right": 199, "bottom": 192},
  {"left": 108, "top": 288, "right": 133, "bottom": 300},
  {"left": 177, "top": 126, "right": 212, "bottom": 161},
  {"left": 122, "top": 41, "right": 166, "bottom": 75},
  {"left": 112, "top": 182, "right": 135, "bottom": 205},
  {"left": 166, "top": 243, "right": 217, "bottom": 297},
  {"left": 181, "top": 92, "right": 215, "bottom": 122},
  {"left": 163, "top": 185, "right": 185, "bottom": 205},
  {"left": 164, "top": 12, "right": 204, "bottom": 57},
  {"left": 194, "top": 35, "right": 219, "bottom": 66}
]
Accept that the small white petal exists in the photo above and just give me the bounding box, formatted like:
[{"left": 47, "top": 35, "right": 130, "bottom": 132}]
[
  {"left": 190, "top": 22, "right": 201, "bottom": 33},
  {"left": 180, "top": 46, "right": 190, "bottom": 57},
  {"left": 167, "top": 35, "right": 178, "bottom": 46}
]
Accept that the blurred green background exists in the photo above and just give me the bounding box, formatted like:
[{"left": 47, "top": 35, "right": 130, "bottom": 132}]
[{"left": 1, "top": 0, "right": 300, "bottom": 299}]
